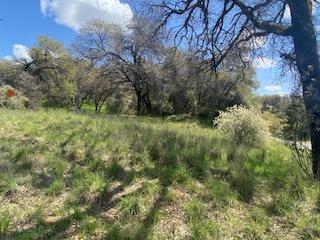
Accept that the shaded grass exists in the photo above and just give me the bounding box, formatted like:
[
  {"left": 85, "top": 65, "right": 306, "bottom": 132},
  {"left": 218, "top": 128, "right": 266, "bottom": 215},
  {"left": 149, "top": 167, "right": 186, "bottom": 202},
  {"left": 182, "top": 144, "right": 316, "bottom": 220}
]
[{"left": 0, "top": 108, "right": 318, "bottom": 239}]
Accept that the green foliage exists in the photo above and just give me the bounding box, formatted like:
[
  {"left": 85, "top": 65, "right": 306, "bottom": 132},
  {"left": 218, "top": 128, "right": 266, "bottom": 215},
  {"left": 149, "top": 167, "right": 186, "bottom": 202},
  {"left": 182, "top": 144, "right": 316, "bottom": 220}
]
[
  {"left": 33, "top": 205, "right": 46, "bottom": 225},
  {"left": 299, "top": 215, "right": 320, "bottom": 239},
  {"left": 0, "top": 85, "right": 28, "bottom": 109},
  {"left": 190, "top": 220, "right": 219, "bottom": 240},
  {"left": 249, "top": 208, "right": 270, "bottom": 229},
  {"left": 172, "top": 164, "right": 193, "bottom": 185},
  {"left": 214, "top": 105, "right": 270, "bottom": 148},
  {"left": 185, "top": 198, "right": 206, "bottom": 221},
  {"left": 106, "top": 161, "right": 124, "bottom": 179},
  {"left": 0, "top": 173, "right": 17, "bottom": 195},
  {"left": 203, "top": 179, "right": 236, "bottom": 205},
  {"left": 46, "top": 179, "right": 65, "bottom": 197},
  {"left": 47, "top": 157, "right": 68, "bottom": 178},
  {"left": 265, "top": 192, "right": 295, "bottom": 216},
  {"left": 0, "top": 212, "right": 11, "bottom": 236},
  {"left": 283, "top": 93, "right": 309, "bottom": 141},
  {"left": 79, "top": 216, "right": 99, "bottom": 235},
  {"left": 0, "top": 109, "right": 316, "bottom": 239},
  {"left": 119, "top": 195, "right": 143, "bottom": 218},
  {"left": 185, "top": 198, "right": 220, "bottom": 239},
  {"left": 107, "top": 222, "right": 141, "bottom": 240},
  {"left": 72, "top": 168, "right": 108, "bottom": 202},
  {"left": 230, "top": 168, "right": 256, "bottom": 203}
]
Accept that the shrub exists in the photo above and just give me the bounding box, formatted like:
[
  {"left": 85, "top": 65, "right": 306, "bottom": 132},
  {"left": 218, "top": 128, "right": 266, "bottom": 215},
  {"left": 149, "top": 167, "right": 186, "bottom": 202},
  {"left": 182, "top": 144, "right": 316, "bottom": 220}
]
[
  {"left": 0, "top": 85, "right": 29, "bottom": 109},
  {"left": 214, "top": 105, "right": 270, "bottom": 148}
]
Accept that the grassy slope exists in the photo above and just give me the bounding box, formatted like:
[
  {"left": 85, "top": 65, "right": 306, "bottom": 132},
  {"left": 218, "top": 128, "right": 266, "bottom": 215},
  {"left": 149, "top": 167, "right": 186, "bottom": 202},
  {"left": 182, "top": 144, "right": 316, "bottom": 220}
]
[{"left": 0, "top": 109, "right": 319, "bottom": 240}]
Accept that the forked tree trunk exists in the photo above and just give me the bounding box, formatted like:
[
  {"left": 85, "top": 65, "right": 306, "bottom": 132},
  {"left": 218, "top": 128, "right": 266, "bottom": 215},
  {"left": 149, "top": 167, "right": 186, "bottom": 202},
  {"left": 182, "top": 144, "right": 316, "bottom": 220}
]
[{"left": 289, "top": 0, "right": 320, "bottom": 179}]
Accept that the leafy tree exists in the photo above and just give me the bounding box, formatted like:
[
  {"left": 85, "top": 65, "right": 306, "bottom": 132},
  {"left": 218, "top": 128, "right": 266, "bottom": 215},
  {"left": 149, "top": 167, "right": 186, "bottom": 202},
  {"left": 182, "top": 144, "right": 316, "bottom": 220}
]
[
  {"left": 74, "top": 17, "right": 164, "bottom": 115},
  {"left": 152, "top": 0, "right": 320, "bottom": 179},
  {"left": 283, "top": 93, "right": 309, "bottom": 141},
  {"left": 261, "top": 95, "right": 290, "bottom": 116},
  {"left": 0, "top": 59, "right": 38, "bottom": 101},
  {"left": 161, "top": 49, "right": 257, "bottom": 117}
]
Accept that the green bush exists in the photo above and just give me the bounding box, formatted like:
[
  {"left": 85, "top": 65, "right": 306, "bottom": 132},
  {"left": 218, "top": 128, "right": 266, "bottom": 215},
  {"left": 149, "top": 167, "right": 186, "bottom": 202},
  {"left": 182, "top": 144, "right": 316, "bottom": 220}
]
[
  {"left": 214, "top": 105, "right": 269, "bottom": 148},
  {"left": 0, "top": 85, "right": 29, "bottom": 109}
]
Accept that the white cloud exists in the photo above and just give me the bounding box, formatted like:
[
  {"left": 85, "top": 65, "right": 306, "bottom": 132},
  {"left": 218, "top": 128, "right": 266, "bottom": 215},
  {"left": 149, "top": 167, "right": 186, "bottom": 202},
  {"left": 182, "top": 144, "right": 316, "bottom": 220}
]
[
  {"left": 2, "top": 55, "right": 13, "bottom": 61},
  {"left": 2, "top": 44, "right": 32, "bottom": 62},
  {"left": 40, "top": 0, "right": 133, "bottom": 32},
  {"left": 13, "top": 44, "right": 32, "bottom": 62},
  {"left": 263, "top": 85, "right": 287, "bottom": 96},
  {"left": 253, "top": 57, "right": 277, "bottom": 69}
]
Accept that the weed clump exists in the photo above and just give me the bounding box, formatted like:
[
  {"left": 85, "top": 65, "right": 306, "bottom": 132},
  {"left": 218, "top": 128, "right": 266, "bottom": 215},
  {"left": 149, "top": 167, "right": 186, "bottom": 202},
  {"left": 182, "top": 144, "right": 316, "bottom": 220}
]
[
  {"left": 0, "top": 173, "right": 17, "bottom": 195},
  {"left": 229, "top": 168, "right": 256, "bottom": 203},
  {"left": 46, "top": 179, "right": 65, "bottom": 197},
  {"left": 0, "top": 212, "right": 11, "bottom": 236},
  {"left": 119, "top": 195, "right": 143, "bottom": 218},
  {"left": 190, "top": 220, "right": 219, "bottom": 240},
  {"left": 265, "top": 193, "right": 295, "bottom": 216},
  {"left": 202, "top": 179, "right": 236, "bottom": 206},
  {"left": 72, "top": 168, "right": 109, "bottom": 202}
]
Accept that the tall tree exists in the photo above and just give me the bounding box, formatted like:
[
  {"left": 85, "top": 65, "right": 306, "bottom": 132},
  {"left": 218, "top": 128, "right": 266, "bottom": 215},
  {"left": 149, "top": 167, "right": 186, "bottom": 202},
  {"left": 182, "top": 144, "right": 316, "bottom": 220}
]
[
  {"left": 74, "top": 17, "right": 164, "bottom": 115},
  {"left": 152, "top": 0, "right": 320, "bottom": 179},
  {"left": 22, "top": 36, "right": 76, "bottom": 106}
]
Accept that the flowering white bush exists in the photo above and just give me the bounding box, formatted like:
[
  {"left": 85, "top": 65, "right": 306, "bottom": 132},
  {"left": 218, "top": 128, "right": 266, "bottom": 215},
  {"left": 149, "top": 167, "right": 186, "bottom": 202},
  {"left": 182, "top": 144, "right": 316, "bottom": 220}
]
[
  {"left": 0, "top": 85, "right": 29, "bottom": 109},
  {"left": 214, "top": 105, "right": 270, "bottom": 148}
]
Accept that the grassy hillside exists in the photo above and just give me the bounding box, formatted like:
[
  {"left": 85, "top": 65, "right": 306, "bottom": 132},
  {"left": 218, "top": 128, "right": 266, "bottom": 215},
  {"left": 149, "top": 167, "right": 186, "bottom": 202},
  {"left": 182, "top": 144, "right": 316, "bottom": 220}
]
[{"left": 0, "top": 109, "right": 319, "bottom": 239}]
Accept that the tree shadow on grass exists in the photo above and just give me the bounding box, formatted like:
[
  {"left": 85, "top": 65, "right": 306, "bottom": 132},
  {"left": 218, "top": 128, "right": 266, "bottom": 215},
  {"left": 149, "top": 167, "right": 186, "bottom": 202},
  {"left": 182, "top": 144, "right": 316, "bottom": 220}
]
[
  {"left": 10, "top": 173, "right": 134, "bottom": 239},
  {"left": 8, "top": 123, "right": 249, "bottom": 239}
]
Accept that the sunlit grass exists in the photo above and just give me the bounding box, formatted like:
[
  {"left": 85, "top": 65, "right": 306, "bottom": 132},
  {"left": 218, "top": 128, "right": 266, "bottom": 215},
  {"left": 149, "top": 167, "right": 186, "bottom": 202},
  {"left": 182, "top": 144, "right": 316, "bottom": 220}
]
[{"left": 0, "top": 108, "right": 319, "bottom": 239}]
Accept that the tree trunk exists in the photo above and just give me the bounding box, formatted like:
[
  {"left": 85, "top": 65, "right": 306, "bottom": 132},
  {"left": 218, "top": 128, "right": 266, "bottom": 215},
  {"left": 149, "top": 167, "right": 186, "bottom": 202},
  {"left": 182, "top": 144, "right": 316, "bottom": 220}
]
[
  {"left": 143, "top": 93, "right": 153, "bottom": 115},
  {"left": 95, "top": 103, "right": 99, "bottom": 114},
  {"left": 74, "top": 94, "right": 84, "bottom": 112},
  {"left": 289, "top": 0, "right": 320, "bottom": 179},
  {"left": 136, "top": 92, "right": 143, "bottom": 115}
]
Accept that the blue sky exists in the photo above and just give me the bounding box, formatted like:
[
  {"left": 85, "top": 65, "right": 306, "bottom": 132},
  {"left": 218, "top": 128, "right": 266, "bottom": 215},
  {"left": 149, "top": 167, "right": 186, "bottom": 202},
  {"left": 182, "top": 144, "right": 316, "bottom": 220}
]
[{"left": 0, "top": 0, "right": 292, "bottom": 96}]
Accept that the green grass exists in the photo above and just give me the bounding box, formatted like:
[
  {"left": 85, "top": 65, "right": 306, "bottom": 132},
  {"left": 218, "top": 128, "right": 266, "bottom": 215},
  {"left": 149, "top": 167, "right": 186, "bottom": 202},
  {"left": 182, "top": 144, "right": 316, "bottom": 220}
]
[
  {"left": 0, "top": 212, "right": 11, "bottom": 236},
  {"left": 0, "top": 108, "right": 319, "bottom": 239}
]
